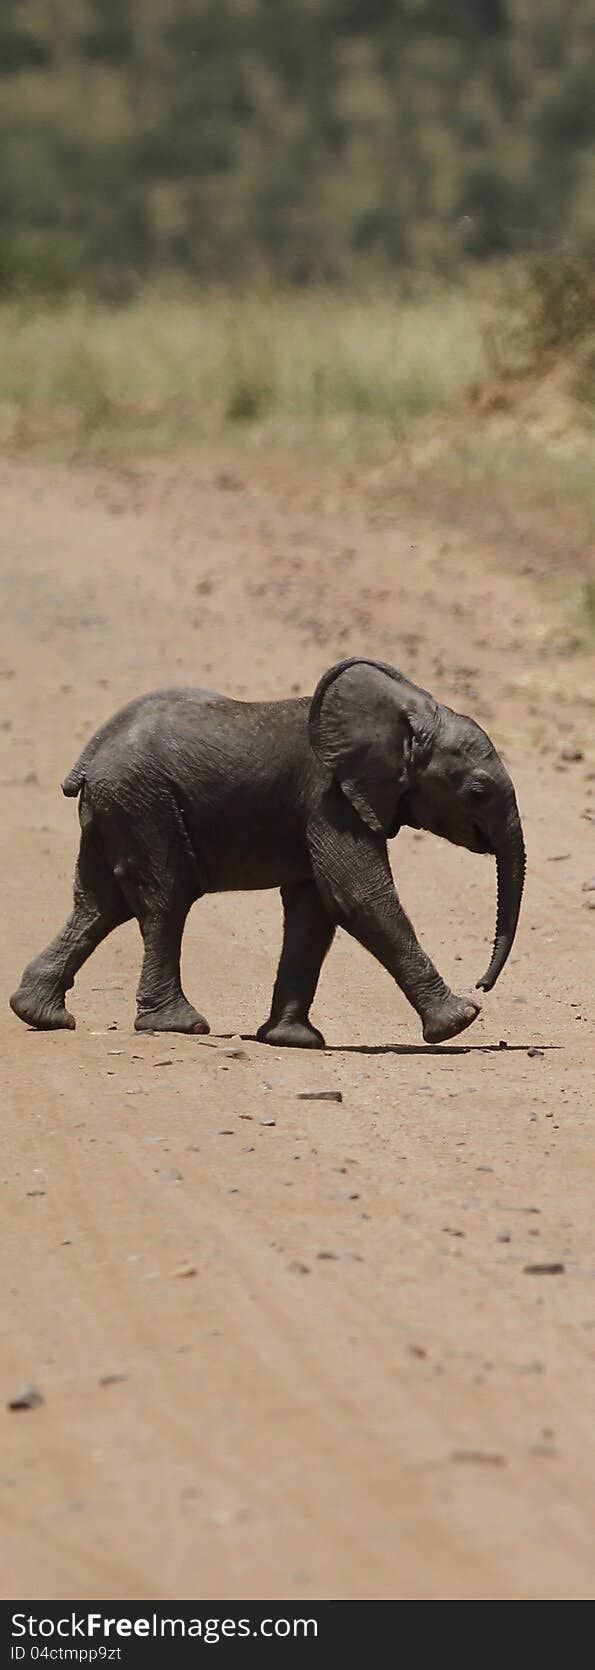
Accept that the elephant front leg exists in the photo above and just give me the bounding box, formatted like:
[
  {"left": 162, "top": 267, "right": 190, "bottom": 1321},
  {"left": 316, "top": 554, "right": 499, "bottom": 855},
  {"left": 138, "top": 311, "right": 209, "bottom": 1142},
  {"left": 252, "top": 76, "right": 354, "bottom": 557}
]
[
  {"left": 257, "top": 880, "right": 335, "bottom": 1049},
  {"left": 309, "top": 815, "right": 480, "bottom": 1044}
]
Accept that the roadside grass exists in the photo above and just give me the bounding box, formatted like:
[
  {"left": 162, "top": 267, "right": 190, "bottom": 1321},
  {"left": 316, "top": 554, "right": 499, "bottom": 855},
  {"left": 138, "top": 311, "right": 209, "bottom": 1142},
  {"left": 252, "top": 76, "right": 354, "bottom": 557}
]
[
  {"left": 0, "top": 282, "right": 490, "bottom": 456},
  {"left": 0, "top": 271, "right": 593, "bottom": 601}
]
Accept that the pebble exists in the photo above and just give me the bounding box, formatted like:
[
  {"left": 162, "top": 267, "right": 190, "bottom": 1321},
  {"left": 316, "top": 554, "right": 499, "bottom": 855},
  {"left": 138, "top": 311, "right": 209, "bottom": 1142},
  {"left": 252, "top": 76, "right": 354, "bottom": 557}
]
[
  {"left": 288, "top": 1261, "right": 310, "bottom": 1275},
  {"left": 559, "top": 746, "right": 584, "bottom": 762},
  {"left": 161, "top": 1167, "right": 183, "bottom": 1182},
  {"left": 296, "top": 1090, "right": 343, "bottom": 1103},
  {"left": 98, "top": 1373, "right": 128, "bottom": 1386},
  {"left": 527, "top": 1047, "right": 545, "bottom": 1058},
  {"left": 524, "top": 1262, "right": 565, "bottom": 1275},
  {"left": 260, "top": 1117, "right": 276, "bottom": 1127},
  {"left": 172, "top": 1264, "right": 197, "bottom": 1279},
  {"left": 8, "top": 1384, "right": 44, "bottom": 1411},
  {"left": 451, "top": 1449, "right": 506, "bottom": 1467}
]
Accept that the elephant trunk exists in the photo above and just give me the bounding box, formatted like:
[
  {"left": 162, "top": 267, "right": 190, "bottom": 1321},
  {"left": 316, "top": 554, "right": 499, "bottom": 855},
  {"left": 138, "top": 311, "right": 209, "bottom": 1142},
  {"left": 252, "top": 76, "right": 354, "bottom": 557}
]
[{"left": 476, "top": 800, "right": 526, "bottom": 992}]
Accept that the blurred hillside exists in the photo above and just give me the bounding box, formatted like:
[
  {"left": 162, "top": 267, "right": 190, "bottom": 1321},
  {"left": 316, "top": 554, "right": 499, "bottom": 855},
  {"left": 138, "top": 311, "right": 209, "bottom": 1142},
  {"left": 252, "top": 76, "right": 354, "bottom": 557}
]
[{"left": 1, "top": 0, "right": 595, "bottom": 295}]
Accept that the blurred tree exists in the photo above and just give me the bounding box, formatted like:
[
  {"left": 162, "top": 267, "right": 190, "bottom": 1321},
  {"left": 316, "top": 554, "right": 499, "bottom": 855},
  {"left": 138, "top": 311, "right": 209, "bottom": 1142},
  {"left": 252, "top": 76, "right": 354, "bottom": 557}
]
[{"left": 0, "top": 0, "right": 592, "bottom": 290}]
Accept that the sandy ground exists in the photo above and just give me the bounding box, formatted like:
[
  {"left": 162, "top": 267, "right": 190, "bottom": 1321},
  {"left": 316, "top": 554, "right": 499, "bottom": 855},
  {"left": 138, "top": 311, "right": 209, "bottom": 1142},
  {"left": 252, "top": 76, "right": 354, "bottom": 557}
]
[{"left": 1, "top": 446, "right": 594, "bottom": 1601}]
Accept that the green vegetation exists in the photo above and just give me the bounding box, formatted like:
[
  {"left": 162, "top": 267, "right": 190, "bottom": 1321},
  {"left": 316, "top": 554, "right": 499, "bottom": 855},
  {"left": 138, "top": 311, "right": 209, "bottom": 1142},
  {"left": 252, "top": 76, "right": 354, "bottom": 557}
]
[
  {"left": 1, "top": 1, "right": 594, "bottom": 295},
  {"left": 0, "top": 283, "right": 490, "bottom": 451}
]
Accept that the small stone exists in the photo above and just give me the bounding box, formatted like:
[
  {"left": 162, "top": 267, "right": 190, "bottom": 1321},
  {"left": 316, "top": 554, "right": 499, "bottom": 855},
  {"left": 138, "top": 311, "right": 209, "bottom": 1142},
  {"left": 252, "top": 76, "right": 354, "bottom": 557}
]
[
  {"left": 524, "top": 1262, "right": 565, "bottom": 1275},
  {"left": 527, "top": 1048, "right": 545, "bottom": 1058},
  {"left": 8, "top": 1384, "right": 44, "bottom": 1411},
  {"left": 451, "top": 1449, "right": 506, "bottom": 1467},
  {"left": 172, "top": 1264, "right": 197, "bottom": 1279},
  {"left": 161, "top": 1167, "right": 183, "bottom": 1182},
  {"left": 317, "top": 1250, "right": 339, "bottom": 1260},
  {"left": 98, "top": 1373, "right": 128, "bottom": 1386},
  {"left": 221, "top": 1186, "right": 239, "bottom": 1195},
  {"left": 26, "top": 1189, "right": 46, "bottom": 1197},
  {"left": 559, "top": 745, "right": 583, "bottom": 762},
  {"left": 221, "top": 1047, "right": 249, "bottom": 1060},
  {"left": 408, "top": 1344, "right": 427, "bottom": 1359},
  {"left": 296, "top": 1090, "right": 343, "bottom": 1103},
  {"left": 154, "top": 1059, "right": 174, "bottom": 1068},
  {"left": 498, "top": 1039, "right": 508, "bottom": 1049},
  {"left": 260, "top": 1117, "right": 276, "bottom": 1127},
  {"left": 288, "top": 1261, "right": 310, "bottom": 1275},
  {"left": 582, "top": 878, "right": 595, "bottom": 892}
]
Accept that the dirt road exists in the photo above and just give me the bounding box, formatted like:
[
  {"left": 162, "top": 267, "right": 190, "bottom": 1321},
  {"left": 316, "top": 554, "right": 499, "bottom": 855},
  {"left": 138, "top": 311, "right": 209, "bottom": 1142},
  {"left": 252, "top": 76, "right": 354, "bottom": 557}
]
[{"left": 1, "top": 447, "right": 594, "bottom": 1600}]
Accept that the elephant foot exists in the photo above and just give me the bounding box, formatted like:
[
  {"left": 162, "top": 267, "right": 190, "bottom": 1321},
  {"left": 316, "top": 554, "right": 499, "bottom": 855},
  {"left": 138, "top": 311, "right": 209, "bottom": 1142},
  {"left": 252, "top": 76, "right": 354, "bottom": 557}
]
[
  {"left": 256, "top": 1016, "right": 326, "bottom": 1050},
  {"left": 422, "top": 994, "right": 481, "bottom": 1045},
  {"left": 10, "top": 982, "right": 76, "bottom": 1031},
  {"left": 134, "top": 998, "right": 210, "bottom": 1035}
]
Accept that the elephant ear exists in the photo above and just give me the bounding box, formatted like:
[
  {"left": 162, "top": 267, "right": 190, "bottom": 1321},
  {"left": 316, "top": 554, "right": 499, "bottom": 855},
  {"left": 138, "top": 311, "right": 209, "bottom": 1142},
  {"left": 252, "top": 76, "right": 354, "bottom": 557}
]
[{"left": 309, "top": 658, "right": 435, "bottom": 836}]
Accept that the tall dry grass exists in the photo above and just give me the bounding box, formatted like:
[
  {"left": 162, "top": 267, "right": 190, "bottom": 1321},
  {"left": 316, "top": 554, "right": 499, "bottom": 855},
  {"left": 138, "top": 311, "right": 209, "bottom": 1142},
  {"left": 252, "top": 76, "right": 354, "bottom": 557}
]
[{"left": 0, "top": 284, "right": 489, "bottom": 456}]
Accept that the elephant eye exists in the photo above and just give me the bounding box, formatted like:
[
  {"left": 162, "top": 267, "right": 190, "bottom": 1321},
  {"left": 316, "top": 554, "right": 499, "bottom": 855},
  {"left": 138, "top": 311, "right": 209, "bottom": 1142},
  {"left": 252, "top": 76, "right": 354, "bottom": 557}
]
[{"left": 468, "top": 774, "right": 490, "bottom": 800}]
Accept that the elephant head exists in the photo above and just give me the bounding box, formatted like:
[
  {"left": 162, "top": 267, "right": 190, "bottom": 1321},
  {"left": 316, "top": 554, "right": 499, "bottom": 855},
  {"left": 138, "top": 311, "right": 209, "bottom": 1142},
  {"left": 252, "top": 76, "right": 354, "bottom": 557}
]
[{"left": 309, "top": 657, "right": 525, "bottom": 992}]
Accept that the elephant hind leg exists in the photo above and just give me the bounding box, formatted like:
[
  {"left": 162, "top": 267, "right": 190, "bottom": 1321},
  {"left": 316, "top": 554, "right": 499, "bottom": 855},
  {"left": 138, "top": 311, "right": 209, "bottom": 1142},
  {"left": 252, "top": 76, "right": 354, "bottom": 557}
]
[
  {"left": 10, "top": 821, "right": 131, "bottom": 1031},
  {"left": 257, "top": 880, "right": 335, "bottom": 1049},
  {"left": 132, "top": 894, "right": 209, "bottom": 1035},
  {"left": 113, "top": 830, "right": 208, "bottom": 1035}
]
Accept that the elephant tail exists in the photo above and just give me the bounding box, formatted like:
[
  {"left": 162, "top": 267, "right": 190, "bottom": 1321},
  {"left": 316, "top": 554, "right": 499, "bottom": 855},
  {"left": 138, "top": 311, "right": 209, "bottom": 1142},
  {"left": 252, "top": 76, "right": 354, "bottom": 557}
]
[
  {"left": 61, "top": 724, "right": 107, "bottom": 797},
  {"left": 61, "top": 758, "right": 87, "bottom": 797}
]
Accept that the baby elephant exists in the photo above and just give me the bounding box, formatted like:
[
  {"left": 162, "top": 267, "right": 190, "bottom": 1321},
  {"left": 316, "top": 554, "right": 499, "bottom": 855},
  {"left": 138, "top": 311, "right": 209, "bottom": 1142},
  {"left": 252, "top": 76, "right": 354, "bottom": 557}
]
[{"left": 10, "top": 657, "right": 525, "bottom": 1047}]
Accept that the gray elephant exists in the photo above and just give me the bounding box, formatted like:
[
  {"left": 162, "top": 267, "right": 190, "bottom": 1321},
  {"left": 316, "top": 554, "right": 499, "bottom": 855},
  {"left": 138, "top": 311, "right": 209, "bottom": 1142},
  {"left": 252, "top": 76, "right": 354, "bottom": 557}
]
[{"left": 10, "top": 657, "right": 525, "bottom": 1047}]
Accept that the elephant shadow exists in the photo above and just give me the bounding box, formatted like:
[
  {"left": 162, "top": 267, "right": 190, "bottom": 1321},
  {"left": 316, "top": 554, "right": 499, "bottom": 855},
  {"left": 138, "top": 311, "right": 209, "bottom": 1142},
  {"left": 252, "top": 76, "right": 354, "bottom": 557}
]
[{"left": 234, "top": 1036, "right": 559, "bottom": 1057}]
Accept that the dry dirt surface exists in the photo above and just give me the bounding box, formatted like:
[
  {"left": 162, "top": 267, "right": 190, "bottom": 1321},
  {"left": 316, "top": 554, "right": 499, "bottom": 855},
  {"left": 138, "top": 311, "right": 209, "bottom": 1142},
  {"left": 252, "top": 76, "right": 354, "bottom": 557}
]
[{"left": 1, "top": 446, "right": 594, "bottom": 1601}]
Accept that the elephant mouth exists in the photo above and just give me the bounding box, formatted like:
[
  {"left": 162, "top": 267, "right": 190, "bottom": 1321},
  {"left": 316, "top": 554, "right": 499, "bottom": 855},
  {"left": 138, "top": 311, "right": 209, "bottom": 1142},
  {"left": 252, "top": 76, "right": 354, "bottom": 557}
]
[{"left": 472, "top": 824, "right": 493, "bottom": 855}]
